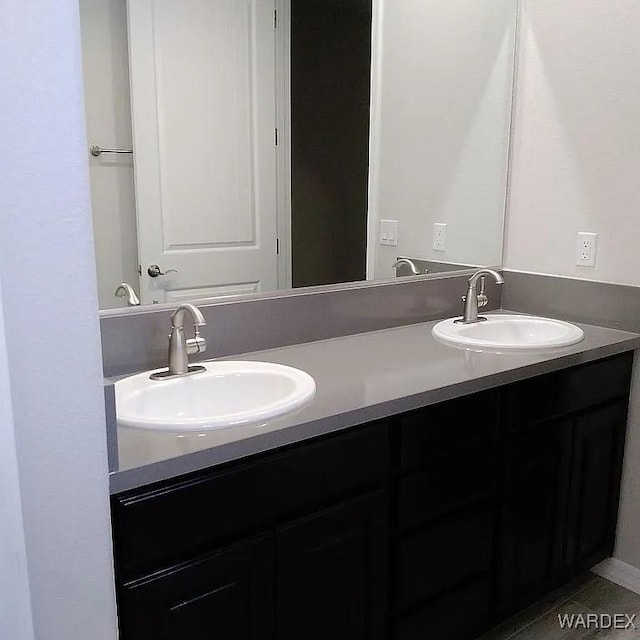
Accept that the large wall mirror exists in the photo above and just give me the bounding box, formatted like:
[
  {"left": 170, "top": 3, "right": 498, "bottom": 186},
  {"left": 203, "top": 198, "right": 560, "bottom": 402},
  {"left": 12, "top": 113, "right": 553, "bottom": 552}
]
[{"left": 80, "top": 0, "right": 518, "bottom": 310}]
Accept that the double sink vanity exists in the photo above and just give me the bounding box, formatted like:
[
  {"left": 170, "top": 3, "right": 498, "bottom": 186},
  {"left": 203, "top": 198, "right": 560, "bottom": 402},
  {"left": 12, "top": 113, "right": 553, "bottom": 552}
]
[
  {"left": 65, "top": 1, "right": 640, "bottom": 637},
  {"left": 107, "top": 271, "right": 640, "bottom": 640}
]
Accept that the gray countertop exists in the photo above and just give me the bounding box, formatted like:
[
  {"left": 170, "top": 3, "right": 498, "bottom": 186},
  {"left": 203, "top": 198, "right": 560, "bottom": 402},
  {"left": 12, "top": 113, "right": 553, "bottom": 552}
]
[{"left": 110, "top": 312, "right": 640, "bottom": 494}]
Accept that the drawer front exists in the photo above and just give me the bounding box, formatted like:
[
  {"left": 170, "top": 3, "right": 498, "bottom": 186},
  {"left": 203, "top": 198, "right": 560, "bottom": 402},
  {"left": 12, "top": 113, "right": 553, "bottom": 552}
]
[
  {"left": 118, "top": 534, "right": 273, "bottom": 640},
  {"left": 395, "top": 503, "right": 494, "bottom": 610},
  {"left": 398, "top": 446, "right": 496, "bottom": 531},
  {"left": 505, "top": 352, "right": 633, "bottom": 430},
  {"left": 112, "top": 423, "right": 389, "bottom": 579},
  {"left": 395, "top": 577, "right": 491, "bottom": 640},
  {"left": 399, "top": 391, "right": 499, "bottom": 472}
]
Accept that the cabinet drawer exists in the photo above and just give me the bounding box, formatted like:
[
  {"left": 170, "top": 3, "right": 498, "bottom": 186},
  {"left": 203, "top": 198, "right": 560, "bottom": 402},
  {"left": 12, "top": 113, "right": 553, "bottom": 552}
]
[
  {"left": 395, "top": 577, "right": 491, "bottom": 640},
  {"left": 112, "top": 424, "right": 389, "bottom": 579},
  {"left": 399, "top": 391, "right": 499, "bottom": 471},
  {"left": 398, "top": 446, "right": 496, "bottom": 531},
  {"left": 395, "top": 503, "right": 494, "bottom": 610},
  {"left": 505, "top": 352, "right": 633, "bottom": 430},
  {"left": 118, "top": 534, "right": 273, "bottom": 640}
]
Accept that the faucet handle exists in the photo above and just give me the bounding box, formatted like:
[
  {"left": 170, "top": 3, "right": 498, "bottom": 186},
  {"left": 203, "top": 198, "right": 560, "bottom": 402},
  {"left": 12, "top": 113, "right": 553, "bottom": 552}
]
[
  {"left": 186, "top": 327, "right": 206, "bottom": 355},
  {"left": 477, "top": 276, "right": 489, "bottom": 308}
]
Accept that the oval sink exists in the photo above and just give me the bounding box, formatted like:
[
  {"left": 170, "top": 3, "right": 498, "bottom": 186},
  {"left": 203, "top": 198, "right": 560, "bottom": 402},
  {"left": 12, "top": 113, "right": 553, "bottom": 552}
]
[
  {"left": 432, "top": 314, "right": 584, "bottom": 351},
  {"left": 115, "top": 361, "right": 316, "bottom": 431}
]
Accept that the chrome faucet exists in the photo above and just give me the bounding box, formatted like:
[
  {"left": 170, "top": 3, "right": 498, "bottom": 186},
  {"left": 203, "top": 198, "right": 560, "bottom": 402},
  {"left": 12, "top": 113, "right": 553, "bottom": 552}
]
[
  {"left": 114, "top": 282, "right": 140, "bottom": 306},
  {"left": 392, "top": 258, "right": 422, "bottom": 276},
  {"left": 456, "top": 269, "right": 505, "bottom": 324},
  {"left": 150, "top": 303, "right": 207, "bottom": 380}
]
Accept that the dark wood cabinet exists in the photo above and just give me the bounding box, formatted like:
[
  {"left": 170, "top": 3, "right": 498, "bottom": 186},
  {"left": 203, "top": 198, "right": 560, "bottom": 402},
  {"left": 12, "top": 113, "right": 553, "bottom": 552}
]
[
  {"left": 275, "top": 492, "right": 387, "bottom": 640},
  {"left": 111, "top": 352, "right": 633, "bottom": 640},
  {"left": 497, "top": 353, "right": 632, "bottom": 617},
  {"left": 565, "top": 401, "right": 628, "bottom": 575},
  {"left": 396, "top": 578, "right": 491, "bottom": 640},
  {"left": 498, "top": 418, "right": 573, "bottom": 614},
  {"left": 117, "top": 535, "right": 274, "bottom": 640},
  {"left": 112, "top": 423, "right": 389, "bottom": 579}
]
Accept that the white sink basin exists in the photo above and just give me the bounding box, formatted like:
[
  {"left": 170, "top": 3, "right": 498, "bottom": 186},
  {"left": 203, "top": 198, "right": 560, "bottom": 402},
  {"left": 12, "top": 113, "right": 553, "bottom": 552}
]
[
  {"left": 115, "top": 361, "right": 316, "bottom": 431},
  {"left": 432, "top": 314, "right": 584, "bottom": 351}
]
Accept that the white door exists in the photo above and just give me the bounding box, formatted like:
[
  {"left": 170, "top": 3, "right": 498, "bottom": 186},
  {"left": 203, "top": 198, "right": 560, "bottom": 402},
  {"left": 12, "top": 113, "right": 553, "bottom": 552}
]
[{"left": 128, "top": 0, "right": 279, "bottom": 304}]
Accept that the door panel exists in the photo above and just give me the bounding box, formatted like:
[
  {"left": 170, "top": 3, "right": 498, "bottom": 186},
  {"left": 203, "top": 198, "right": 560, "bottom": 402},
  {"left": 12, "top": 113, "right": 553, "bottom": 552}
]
[
  {"left": 498, "top": 419, "right": 572, "bottom": 615},
  {"left": 565, "top": 401, "right": 628, "bottom": 574},
  {"left": 128, "top": 0, "right": 278, "bottom": 303},
  {"left": 276, "top": 491, "right": 387, "bottom": 640}
]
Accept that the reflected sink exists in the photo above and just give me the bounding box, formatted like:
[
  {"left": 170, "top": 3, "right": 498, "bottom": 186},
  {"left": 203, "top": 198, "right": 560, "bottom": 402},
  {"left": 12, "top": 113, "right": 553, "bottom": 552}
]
[
  {"left": 115, "top": 361, "right": 316, "bottom": 431},
  {"left": 432, "top": 314, "right": 584, "bottom": 351}
]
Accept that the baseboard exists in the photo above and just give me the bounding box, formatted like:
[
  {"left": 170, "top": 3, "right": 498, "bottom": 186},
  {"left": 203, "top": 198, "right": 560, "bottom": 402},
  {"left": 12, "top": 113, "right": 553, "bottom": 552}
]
[{"left": 593, "top": 558, "right": 640, "bottom": 595}]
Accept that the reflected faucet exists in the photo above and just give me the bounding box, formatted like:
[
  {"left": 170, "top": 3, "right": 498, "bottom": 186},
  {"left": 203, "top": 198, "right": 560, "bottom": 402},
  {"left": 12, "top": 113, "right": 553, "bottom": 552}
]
[
  {"left": 150, "top": 303, "right": 207, "bottom": 380},
  {"left": 456, "top": 269, "right": 505, "bottom": 324},
  {"left": 392, "top": 258, "right": 421, "bottom": 276},
  {"left": 114, "top": 283, "right": 140, "bottom": 306}
]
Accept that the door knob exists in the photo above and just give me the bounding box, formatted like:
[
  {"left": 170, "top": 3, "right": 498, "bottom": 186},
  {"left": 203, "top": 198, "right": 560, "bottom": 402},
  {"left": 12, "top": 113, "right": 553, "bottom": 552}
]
[{"left": 147, "top": 264, "right": 179, "bottom": 278}]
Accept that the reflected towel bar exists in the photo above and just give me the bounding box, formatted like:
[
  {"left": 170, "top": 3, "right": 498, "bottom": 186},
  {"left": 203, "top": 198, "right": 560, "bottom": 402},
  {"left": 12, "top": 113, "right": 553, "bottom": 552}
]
[{"left": 90, "top": 144, "right": 133, "bottom": 157}]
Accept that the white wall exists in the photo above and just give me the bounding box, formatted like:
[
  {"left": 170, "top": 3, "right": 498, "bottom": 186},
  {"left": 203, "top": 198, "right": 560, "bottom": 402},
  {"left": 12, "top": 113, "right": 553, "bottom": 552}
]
[
  {"left": 80, "top": 0, "right": 139, "bottom": 309},
  {"left": 505, "top": 0, "right": 640, "bottom": 285},
  {"left": 505, "top": 0, "right": 640, "bottom": 572},
  {"left": 0, "top": 1, "right": 117, "bottom": 638},
  {"left": 370, "top": 0, "right": 516, "bottom": 279},
  {"left": 0, "top": 281, "right": 34, "bottom": 640}
]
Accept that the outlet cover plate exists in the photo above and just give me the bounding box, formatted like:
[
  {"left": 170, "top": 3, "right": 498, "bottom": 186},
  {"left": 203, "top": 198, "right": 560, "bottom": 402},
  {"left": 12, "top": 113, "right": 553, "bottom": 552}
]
[
  {"left": 576, "top": 232, "right": 597, "bottom": 267},
  {"left": 433, "top": 223, "right": 447, "bottom": 252}
]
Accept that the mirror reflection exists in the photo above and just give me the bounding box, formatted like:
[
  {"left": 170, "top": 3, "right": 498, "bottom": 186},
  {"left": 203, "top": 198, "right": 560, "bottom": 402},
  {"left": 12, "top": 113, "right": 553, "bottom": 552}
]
[{"left": 80, "top": 0, "right": 517, "bottom": 309}]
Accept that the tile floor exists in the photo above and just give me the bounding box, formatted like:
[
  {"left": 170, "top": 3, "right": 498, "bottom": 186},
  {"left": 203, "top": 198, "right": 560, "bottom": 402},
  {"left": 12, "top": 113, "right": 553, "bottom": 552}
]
[{"left": 480, "top": 575, "right": 640, "bottom": 640}]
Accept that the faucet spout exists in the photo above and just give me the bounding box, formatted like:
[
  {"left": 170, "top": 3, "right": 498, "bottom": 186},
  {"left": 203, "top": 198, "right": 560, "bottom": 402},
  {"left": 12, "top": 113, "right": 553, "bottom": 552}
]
[
  {"left": 457, "top": 269, "right": 504, "bottom": 324},
  {"left": 392, "top": 258, "right": 421, "bottom": 276},
  {"left": 468, "top": 268, "right": 504, "bottom": 288},
  {"left": 171, "top": 302, "right": 206, "bottom": 329},
  {"left": 114, "top": 282, "right": 140, "bottom": 307},
  {"left": 150, "top": 303, "right": 208, "bottom": 380}
]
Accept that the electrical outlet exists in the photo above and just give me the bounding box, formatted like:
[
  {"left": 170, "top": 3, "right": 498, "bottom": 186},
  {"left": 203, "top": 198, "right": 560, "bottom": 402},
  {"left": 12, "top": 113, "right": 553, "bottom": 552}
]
[
  {"left": 433, "top": 223, "right": 447, "bottom": 252},
  {"left": 380, "top": 220, "right": 398, "bottom": 247},
  {"left": 576, "top": 232, "right": 597, "bottom": 267}
]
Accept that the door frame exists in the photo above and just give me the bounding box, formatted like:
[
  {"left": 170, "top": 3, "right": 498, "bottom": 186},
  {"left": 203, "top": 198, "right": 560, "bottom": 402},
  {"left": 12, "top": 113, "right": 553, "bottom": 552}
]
[
  {"left": 275, "top": 0, "right": 292, "bottom": 290},
  {"left": 366, "top": 0, "right": 384, "bottom": 280}
]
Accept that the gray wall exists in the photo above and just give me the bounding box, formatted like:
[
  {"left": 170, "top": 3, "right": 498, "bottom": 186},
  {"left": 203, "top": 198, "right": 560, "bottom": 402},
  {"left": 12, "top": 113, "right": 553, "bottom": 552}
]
[
  {"left": 0, "top": 1, "right": 117, "bottom": 638},
  {"left": 101, "top": 272, "right": 503, "bottom": 377}
]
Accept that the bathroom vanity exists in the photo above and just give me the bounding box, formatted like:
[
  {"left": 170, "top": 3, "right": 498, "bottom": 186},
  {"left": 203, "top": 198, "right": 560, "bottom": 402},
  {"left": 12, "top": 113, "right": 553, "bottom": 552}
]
[{"left": 109, "top": 324, "right": 637, "bottom": 640}]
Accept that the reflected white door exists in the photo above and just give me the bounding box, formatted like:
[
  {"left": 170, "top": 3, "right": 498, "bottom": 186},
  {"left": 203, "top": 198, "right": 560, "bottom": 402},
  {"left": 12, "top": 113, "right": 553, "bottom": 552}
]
[{"left": 128, "top": 0, "right": 278, "bottom": 304}]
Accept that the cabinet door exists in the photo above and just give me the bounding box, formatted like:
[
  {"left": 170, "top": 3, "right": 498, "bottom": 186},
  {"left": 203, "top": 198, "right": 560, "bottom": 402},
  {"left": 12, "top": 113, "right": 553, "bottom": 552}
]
[
  {"left": 565, "top": 401, "right": 628, "bottom": 574},
  {"left": 498, "top": 419, "right": 572, "bottom": 615},
  {"left": 118, "top": 534, "right": 273, "bottom": 640},
  {"left": 276, "top": 491, "right": 388, "bottom": 640}
]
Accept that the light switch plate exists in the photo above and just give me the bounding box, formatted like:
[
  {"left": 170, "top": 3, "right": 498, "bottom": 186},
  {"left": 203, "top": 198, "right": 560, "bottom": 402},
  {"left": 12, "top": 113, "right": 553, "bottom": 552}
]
[{"left": 380, "top": 220, "right": 398, "bottom": 247}]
